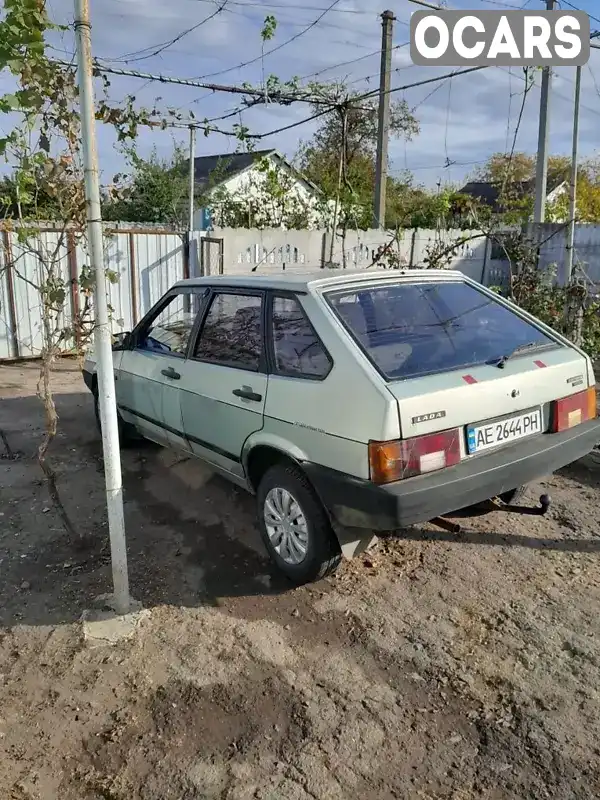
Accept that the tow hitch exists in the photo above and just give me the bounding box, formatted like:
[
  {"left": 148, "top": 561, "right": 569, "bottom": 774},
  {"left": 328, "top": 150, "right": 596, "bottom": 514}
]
[
  {"left": 430, "top": 493, "right": 551, "bottom": 535},
  {"left": 491, "top": 493, "right": 551, "bottom": 517}
]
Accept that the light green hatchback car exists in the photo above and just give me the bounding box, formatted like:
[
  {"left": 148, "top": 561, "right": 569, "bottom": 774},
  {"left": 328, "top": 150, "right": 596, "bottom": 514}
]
[{"left": 83, "top": 270, "right": 600, "bottom": 584}]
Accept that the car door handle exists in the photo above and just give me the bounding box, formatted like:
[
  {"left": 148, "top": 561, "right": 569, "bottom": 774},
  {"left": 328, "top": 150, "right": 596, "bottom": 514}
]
[
  {"left": 232, "top": 387, "right": 262, "bottom": 402},
  {"left": 161, "top": 366, "right": 181, "bottom": 380}
]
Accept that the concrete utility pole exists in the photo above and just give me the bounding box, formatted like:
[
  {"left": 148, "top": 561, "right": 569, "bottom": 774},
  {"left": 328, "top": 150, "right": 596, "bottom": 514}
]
[
  {"left": 74, "top": 0, "right": 130, "bottom": 615},
  {"left": 533, "top": 0, "right": 555, "bottom": 224},
  {"left": 565, "top": 64, "right": 581, "bottom": 284},
  {"left": 373, "top": 9, "right": 395, "bottom": 229},
  {"left": 188, "top": 125, "right": 196, "bottom": 231},
  {"left": 329, "top": 107, "right": 347, "bottom": 265}
]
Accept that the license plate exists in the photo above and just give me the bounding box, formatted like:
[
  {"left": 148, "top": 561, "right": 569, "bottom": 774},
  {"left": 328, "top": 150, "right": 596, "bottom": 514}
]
[{"left": 467, "top": 409, "right": 542, "bottom": 454}]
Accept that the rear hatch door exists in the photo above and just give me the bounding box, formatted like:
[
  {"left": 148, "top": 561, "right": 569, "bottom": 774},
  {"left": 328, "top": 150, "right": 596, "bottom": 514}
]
[
  {"left": 326, "top": 277, "right": 590, "bottom": 455},
  {"left": 388, "top": 346, "right": 588, "bottom": 453}
]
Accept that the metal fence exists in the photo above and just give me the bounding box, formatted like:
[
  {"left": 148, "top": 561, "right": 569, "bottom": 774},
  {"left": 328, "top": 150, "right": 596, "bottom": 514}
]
[
  {"left": 0, "top": 225, "right": 189, "bottom": 360},
  {"left": 6, "top": 221, "right": 591, "bottom": 361},
  {"left": 526, "top": 223, "right": 600, "bottom": 295}
]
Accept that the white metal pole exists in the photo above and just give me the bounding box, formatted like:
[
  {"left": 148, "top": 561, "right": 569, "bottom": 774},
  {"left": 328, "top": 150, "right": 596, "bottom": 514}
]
[
  {"left": 74, "top": 0, "right": 130, "bottom": 615},
  {"left": 188, "top": 125, "right": 196, "bottom": 231}
]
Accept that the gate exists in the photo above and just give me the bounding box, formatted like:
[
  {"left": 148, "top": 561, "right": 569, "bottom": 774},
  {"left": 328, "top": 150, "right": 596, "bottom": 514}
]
[{"left": 201, "top": 237, "right": 224, "bottom": 276}]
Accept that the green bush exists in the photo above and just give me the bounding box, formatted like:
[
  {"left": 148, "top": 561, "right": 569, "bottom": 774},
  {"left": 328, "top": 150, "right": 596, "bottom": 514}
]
[{"left": 510, "top": 264, "right": 600, "bottom": 360}]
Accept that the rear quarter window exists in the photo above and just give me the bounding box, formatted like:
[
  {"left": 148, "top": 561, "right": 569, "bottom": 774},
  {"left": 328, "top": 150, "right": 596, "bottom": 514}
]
[{"left": 326, "top": 280, "right": 561, "bottom": 380}]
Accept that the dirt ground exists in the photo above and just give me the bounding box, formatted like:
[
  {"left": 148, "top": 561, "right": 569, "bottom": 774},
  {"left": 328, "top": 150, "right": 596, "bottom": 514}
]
[{"left": 1, "top": 360, "right": 600, "bottom": 800}]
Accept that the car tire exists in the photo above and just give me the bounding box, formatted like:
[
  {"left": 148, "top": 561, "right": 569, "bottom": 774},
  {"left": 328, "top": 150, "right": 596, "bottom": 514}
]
[
  {"left": 256, "top": 463, "right": 342, "bottom": 585},
  {"left": 498, "top": 485, "right": 528, "bottom": 505},
  {"left": 93, "top": 388, "right": 136, "bottom": 447}
]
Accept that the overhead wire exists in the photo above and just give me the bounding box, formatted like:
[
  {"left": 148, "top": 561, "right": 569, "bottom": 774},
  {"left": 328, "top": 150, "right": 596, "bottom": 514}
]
[
  {"left": 389, "top": 159, "right": 489, "bottom": 173},
  {"left": 561, "top": 0, "right": 600, "bottom": 28},
  {"left": 52, "top": 30, "right": 600, "bottom": 161},
  {"left": 505, "top": 68, "right": 513, "bottom": 154},
  {"left": 500, "top": 67, "right": 533, "bottom": 196},
  {"left": 255, "top": 67, "right": 490, "bottom": 141},
  {"left": 106, "top": 3, "right": 228, "bottom": 64},
  {"left": 588, "top": 62, "right": 600, "bottom": 100},
  {"left": 181, "top": 37, "right": 381, "bottom": 110},
  {"left": 194, "top": 0, "right": 374, "bottom": 13},
  {"left": 298, "top": 47, "right": 388, "bottom": 82},
  {"left": 221, "top": 8, "right": 383, "bottom": 36},
  {"left": 194, "top": 0, "right": 344, "bottom": 80},
  {"left": 443, "top": 75, "right": 453, "bottom": 168},
  {"left": 478, "top": 0, "right": 522, "bottom": 6},
  {"left": 52, "top": 58, "right": 340, "bottom": 106},
  {"left": 343, "top": 43, "right": 413, "bottom": 88},
  {"left": 410, "top": 80, "right": 448, "bottom": 111},
  {"left": 544, "top": 68, "right": 600, "bottom": 117}
]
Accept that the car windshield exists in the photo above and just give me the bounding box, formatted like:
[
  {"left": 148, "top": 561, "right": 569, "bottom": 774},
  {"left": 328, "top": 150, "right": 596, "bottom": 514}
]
[{"left": 326, "top": 280, "right": 560, "bottom": 380}]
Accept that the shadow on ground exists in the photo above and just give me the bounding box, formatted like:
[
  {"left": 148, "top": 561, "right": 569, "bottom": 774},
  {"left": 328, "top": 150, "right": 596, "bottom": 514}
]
[
  {"left": 557, "top": 453, "right": 600, "bottom": 491},
  {"left": 1, "top": 389, "right": 599, "bottom": 630}
]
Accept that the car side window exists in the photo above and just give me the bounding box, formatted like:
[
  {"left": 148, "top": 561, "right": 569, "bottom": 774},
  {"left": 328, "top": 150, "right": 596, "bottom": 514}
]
[
  {"left": 137, "top": 292, "right": 201, "bottom": 356},
  {"left": 271, "top": 295, "right": 332, "bottom": 379},
  {"left": 194, "top": 292, "right": 263, "bottom": 370}
]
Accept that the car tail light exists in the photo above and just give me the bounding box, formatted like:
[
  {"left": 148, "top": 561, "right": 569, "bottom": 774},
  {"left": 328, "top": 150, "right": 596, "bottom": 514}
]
[
  {"left": 550, "top": 387, "right": 596, "bottom": 433},
  {"left": 369, "top": 429, "right": 461, "bottom": 484}
]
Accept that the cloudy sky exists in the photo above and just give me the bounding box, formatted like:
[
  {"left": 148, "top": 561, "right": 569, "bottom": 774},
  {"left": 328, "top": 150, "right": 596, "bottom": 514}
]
[{"left": 2, "top": 0, "right": 600, "bottom": 189}]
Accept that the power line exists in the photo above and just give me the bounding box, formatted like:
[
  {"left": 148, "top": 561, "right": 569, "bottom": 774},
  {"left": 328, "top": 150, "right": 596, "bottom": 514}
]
[
  {"left": 443, "top": 76, "right": 453, "bottom": 168},
  {"left": 194, "top": 0, "right": 344, "bottom": 80},
  {"left": 505, "top": 68, "right": 513, "bottom": 154},
  {"left": 389, "top": 159, "right": 489, "bottom": 172},
  {"left": 194, "top": 0, "right": 374, "bottom": 14},
  {"left": 298, "top": 47, "right": 387, "bottom": 81},
  {"left": 501, "top": 67, "right": 533, "bottom": 197},
  {"left": 561, "top": 0, "right": 600, "bottom": 28},
  {"left": 53, "top": 59, "right": 339, "bottom": 107},
  {"left": 478, "top": 0, "right": 522, "bottom": 6},
  {"left": 54, "top": 49, "right": 600, "bottom": 155},
  {"left": 344, "top": 42, "right": 413, "bottom": 88},
  {"left": 358, "top": 65, "right": 490, "bottom": 104},
  {"left": 410, "top": 80, "right": 448, "bottom": 111},
  {"left": 190, "top": 43, "right": 394, "bottom": 121},
  {"left": 588, "top": 62, "right": 600, "bottom": 100},
  {"left": 64, "top": 60, "right": 494, "bottom": 140},
  {"left": 106, "top": 3, "right": 228, "bottom": 64},
  {"left": 536, "top": 68, "right": 600, "bottom": 117},
  {"left": 212, "top": 1, "right": 411, "bottom": 35},
  {"left": 223, "top": 7, "right": 384, "bottom": 36},
  {"left": 256, "top": 67, "right": 491, "bottom": 141}
]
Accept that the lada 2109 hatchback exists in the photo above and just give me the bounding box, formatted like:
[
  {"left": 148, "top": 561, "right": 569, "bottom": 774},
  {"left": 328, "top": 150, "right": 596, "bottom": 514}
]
[{"left": 83, "top": 269, "right": 600, "bottom": 584}]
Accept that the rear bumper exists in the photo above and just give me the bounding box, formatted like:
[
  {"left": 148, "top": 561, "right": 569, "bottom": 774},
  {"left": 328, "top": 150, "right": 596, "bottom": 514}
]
[{"left": 303, "top": 419, "right": 600, "bottom": 530}]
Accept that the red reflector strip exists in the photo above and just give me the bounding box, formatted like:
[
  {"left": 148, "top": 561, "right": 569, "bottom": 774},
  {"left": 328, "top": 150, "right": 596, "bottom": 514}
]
[
  {"left": 462, "top": 374, "right": 477, "bottom": 384},
  {"left": 534, "top": 360, "right": 547, "bottom": 368}
]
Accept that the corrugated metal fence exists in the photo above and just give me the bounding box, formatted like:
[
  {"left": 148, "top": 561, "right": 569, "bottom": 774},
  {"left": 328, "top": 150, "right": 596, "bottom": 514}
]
[{"left": 0, "top": 225, "right": 191, "bottom": 360}]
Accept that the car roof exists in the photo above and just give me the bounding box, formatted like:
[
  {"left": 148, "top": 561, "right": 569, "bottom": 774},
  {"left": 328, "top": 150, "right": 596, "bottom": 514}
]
[{"left": 174, "top": 268, "right": 467, "bottom": 293}]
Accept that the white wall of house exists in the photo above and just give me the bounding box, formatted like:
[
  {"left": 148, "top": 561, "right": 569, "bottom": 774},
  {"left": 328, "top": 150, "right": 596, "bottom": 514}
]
[
  {"left": 545, "top": 181, "right": 569, "bottom": 223},
  {"left": 224, "top": 161, "right": 316, "bottom": 206},
  {"left": 195, "top": 157, "right": 330, "bottom": 230}
]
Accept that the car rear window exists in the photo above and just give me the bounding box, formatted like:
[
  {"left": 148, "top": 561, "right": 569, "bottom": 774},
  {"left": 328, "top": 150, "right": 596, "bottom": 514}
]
[{"left": 326, "top": 280, "right": 560, "bottom": 380}]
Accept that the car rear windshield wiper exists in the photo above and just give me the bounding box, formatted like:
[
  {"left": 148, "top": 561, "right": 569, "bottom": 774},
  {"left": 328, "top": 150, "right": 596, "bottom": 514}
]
[{"left": 491, "top": 341, "right": 549, "bottom": 369}]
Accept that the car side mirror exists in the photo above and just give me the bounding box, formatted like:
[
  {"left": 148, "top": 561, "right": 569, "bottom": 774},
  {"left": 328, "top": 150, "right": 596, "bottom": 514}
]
[{"left": 112, "top": 331, "right": 131, "bottom": 350}]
